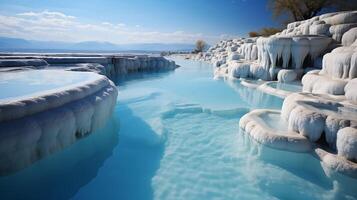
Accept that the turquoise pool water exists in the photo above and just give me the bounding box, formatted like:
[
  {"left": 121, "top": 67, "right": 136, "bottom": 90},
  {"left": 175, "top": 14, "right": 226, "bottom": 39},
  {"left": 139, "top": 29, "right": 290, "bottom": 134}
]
[
  {"left": 0, "top": 70, "right": 99, "bottom": 101},
  {"left": 268, "top": 82, "right": 302, "bottom": 93},
  {"left": 261, "top": 112, "right": 289, "bottom": 132},
  {"left": 0, "top": 58, "right": 356, "bottom": 200}
]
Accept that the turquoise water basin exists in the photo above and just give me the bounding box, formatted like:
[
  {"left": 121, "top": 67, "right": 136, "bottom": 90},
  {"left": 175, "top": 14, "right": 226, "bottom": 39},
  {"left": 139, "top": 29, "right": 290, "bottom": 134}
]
[
  {"left": 268, "top": 82, "right": 302, "bottom": 93},
  {"left": 0, "top": 58, "right": 355, "bottom": 200},
  {"left": 260, "top": 111, "right": 289, "bottom": 132},
  {"left": 0, "top": 70, "right": 99, "bottom": 101}
]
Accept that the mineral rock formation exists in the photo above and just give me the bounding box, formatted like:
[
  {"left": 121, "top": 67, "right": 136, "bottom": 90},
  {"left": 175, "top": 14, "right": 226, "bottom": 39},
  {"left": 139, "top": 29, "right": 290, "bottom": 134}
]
[
  {"left": 196, "top": 11, "right": 357, "bottom": 82},
  {"left": 337, "top": 127, "right": 357, "bottom": 161},
  {"left": 302, "top": 27, "right": 357, "bottom": 95},
  {"left": 228, "top": 11, "right": 357, "bottom": 177},
  {"left": 0, "top": 54, "right": 179, "bottom": 175},
  {"left": 0, "top": 70, "right": 117, "bottom": 174}
]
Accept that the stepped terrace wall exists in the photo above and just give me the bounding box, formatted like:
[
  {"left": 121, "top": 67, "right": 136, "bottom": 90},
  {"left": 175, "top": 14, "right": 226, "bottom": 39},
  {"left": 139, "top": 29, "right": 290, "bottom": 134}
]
[{"left": 0, "top": 53, "right": 179, "bottom": 175}]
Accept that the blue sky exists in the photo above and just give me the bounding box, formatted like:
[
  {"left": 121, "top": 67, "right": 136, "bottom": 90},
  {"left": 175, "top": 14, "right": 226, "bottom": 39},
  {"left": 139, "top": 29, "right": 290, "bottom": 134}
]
[{"left": 0, "top": 0, "right": 278, "bottom": 44}]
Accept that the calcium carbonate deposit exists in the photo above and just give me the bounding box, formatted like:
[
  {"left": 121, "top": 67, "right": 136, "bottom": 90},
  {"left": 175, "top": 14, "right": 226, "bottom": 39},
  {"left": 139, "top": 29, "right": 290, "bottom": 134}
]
[
  {"left": 193, "top": 11, "right": 357, "bottom": 178},
  {"left": 0, "top": 54, "right": 179, "bottom": 174}
]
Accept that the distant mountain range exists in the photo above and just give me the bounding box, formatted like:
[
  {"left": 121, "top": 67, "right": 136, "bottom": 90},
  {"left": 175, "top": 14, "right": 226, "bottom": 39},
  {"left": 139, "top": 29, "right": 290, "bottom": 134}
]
[{"left": 0, "top": 37, "right": 195, "bottom": 52}]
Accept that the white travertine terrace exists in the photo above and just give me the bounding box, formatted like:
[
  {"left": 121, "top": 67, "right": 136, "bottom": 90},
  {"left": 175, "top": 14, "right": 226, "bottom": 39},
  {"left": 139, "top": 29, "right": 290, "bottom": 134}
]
[
  {"left": 314, "top": 147, "right": 357, "bottom": 178},
  {"left": 281, "top": 93, "right": 357, "bottom": 145},
  {"left": 0, "top": 59, "right": 48, "bottom": 72},
  {"left": 201, "top": 34, "right": 333, "bottom": 79},
  {"left": 257, "top": 82, "right": 300, "bottom": 98},
  {"left": 239, "top": 90, "right": 357, "bottom": 176},
  {"left": 277, "top": 69, "right": 299, "bottom": 82},
  {"left": 196, "top": 11, "right": 357, "bottom": 177},
  {"left": 240, "top": 92, "right": 357, "bottom": 177},
  {"left": 0, "top": 54, "right": 179, "bottom": 79},
  {"left": 345, "top": 78, "right": 357, "bottom": 104},
  {"left": 303, "top": 28, "right": 357, "bottom": 95},
  {"left": 0, "top": 59, "right": 49, "bottom": 68},
  {"left": 0, "top": 71, "right": 113, "bottom": 122},
  {"left": 239, "top": 109, "right": 312, "bottom": 152},
  {"left": 209, "top": 35, "right": 333, "bottom": 81},
  {"left": 0, "top": 70, "right": 118, "bottom": 175},
  {"left": 196, "top": 11, "right": 357, "bottom": 83},
  {"left": 0, "top": 54, "right": 179, "bottom": 175},
  {"left": 337, "top": 127, "right": 357, "bottom": 161}
]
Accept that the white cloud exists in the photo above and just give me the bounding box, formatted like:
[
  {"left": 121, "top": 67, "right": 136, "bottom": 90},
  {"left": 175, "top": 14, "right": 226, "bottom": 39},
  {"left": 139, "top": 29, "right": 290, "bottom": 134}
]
[
  {"left": 101, "top": 22, "right": 113, "bottom": 26},
  {"left": 17, "top": 10, "right": 76, "bottom": 20},
  {"left": 0, "top": 10, "right": 234, "bottom": 44}
]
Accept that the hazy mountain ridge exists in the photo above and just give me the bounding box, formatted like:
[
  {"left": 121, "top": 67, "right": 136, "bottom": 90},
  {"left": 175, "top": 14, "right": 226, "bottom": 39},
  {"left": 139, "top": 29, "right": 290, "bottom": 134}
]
[{"left": 0, "top": 37, "right": 195, "bottom": 52}]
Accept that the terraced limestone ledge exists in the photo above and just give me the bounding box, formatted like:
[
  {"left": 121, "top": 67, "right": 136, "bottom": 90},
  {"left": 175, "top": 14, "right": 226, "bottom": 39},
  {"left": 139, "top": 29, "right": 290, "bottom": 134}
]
[
  {"left": 315, "top": 147, "right": 357, "bottom": 179},
  {"left": 196, "top": 11, "right": 357, "bottom": 83},
  {"left": 239, "top": 109, "right": 312, "bottom": 152},
  {"left": 0, "top": 53, "right": 179, "bottom": 175},
  {"left": 0, "top": 54, "right": 180, "bottom": 80},
  {"left": 220, "top": 77, "right": 301, "bottom": 99},
  {"left": 302, "top": 28, "right": 357, "bottom": 96},
  {"left": 257, "top": 81, "right": 302, "bottom": 98},
  {"left": 0, "top": 70, "right": 118, "bottom": 175},
  {"left": 239, "top": 93, "right": 357, "bottom": 177},
  {"left": 281, "top": 93, "right": 357, "bottom": 146}
]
